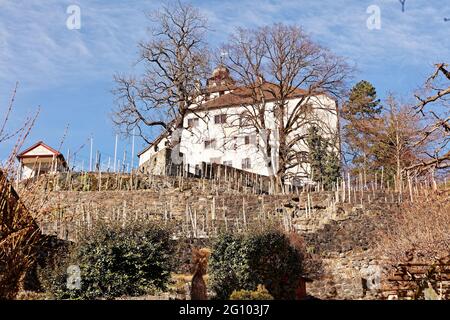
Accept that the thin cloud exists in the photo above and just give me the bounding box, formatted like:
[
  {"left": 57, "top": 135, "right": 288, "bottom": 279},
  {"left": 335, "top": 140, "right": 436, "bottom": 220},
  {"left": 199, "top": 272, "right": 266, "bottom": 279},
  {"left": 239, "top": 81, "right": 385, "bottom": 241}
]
[{"left": 1, "top": 0, "right": 448, "bottom": 94}]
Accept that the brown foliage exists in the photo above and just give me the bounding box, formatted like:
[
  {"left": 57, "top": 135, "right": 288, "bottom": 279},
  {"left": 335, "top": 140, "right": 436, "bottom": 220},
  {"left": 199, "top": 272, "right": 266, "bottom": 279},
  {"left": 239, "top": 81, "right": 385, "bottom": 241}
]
[
  {"left": 288, "top": 231, "right": 323, "bottom": 279},
  {"left": 0, "top": 171, "right": 43, "bottom": 299},
  {"left": 377, "top": 192, "right": 450, "bottom": 264},
  {"left": 0, "top": 85, "right": 43, "bottom": 299},
  {"left": 190, "top": 247, "right": 210, "bottom": 300}
]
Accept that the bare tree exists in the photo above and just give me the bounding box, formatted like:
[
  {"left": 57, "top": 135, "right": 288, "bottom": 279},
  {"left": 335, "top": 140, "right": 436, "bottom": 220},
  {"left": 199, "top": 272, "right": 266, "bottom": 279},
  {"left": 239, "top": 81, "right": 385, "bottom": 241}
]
[
  {"left": 1, "top": 83, "right": 39, "bottom": 174},
  {"left": 408, "top": 63, "right": 450, "bottom": 173},
  {"left": 113, "top": 1, "right": 210, "bottom": 146},
  {"left": 369, "top": 95, "right": 422, "bottom": 189},
  {"left": 217, "top": 28, "right": 273, "bottom": 173},
  {"left": 220, "top": 24, "right": 351, "bottom": 186},
  {"left": 1, "top": 83, "right": 38, "bottom": 147},
  {"left": 1, "top": 85, "right": 42, "bottom": 300}
]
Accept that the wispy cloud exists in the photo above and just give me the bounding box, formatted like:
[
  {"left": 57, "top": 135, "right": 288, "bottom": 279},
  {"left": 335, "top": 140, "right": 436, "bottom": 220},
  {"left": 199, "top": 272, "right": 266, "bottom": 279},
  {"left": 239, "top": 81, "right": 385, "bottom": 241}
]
[
  {"left": 0, "top": 0, "right": 159, "bottom": 92},
  {"left": 1, "top": 0, "right": 448, "bottom": 94},
  {"left": 200, "top": 0, "right": 450, "bottom": 92},
  {"left": 0, "top": 0, "right": 449, "bottom": 161}
]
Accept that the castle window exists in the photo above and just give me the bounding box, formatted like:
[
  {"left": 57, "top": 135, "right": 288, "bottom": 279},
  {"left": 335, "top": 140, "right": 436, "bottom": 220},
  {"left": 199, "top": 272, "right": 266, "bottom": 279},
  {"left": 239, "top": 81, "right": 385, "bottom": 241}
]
[
  {"left": 214, "top": 114, "right": 227, "bottom": 124},
  {"left": 239, "top": 112, "right": 253, "bottom": 127},
  {"left": 187, "top": 117, "right": 199, "bottom": 128},
  {"left": 205, "top": 139, "right": 216, "bottom": 149},
  {"left": 242, "top": 158, "right": 251, "bottom": 169},
  {"left": 297, "top": 151, "right": 308, "bottom": 163},
  {"left": 244, "top": 135, "right": 256, "bottom": 145}
]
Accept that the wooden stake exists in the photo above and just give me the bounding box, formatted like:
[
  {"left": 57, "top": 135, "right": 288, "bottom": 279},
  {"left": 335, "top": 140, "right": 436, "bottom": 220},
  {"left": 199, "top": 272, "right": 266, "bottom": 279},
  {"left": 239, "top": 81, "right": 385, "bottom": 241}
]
[{"left": 113, "top": 134, "right": 118, "bottom": 173}]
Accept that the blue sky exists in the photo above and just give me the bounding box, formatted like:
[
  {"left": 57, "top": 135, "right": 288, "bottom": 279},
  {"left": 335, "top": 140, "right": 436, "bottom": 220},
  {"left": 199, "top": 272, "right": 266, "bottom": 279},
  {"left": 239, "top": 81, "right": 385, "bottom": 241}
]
[{"left": 1, "top": 0, "right": 449, "bottom": 168}]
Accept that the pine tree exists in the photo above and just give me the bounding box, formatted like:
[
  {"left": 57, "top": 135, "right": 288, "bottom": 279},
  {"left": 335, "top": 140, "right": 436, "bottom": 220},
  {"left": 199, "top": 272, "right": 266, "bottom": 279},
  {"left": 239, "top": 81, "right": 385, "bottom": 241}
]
[
  {"left": 342, "top": 80, "right": 381, "bottom": 173},
  {"left": 346, "top": 80, "right": 381, "bottom": 118}
]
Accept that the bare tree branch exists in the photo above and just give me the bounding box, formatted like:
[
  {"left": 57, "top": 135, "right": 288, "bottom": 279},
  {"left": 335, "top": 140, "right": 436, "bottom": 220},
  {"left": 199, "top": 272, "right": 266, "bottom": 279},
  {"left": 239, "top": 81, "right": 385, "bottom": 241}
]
[
  {"left": 409, "top": 63, "right": 450, "bottom": 172},
  {"left": 220, "top": 24, "right": 351, "bottom": 185},
  {"left": 112, "top": 1, "right": 210, "bottom": 147}
]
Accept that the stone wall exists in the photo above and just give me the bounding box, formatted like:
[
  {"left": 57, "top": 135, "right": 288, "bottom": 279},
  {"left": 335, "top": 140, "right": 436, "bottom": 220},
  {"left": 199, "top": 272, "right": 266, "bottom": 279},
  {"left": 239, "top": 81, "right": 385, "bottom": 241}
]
[
  {"left": 37, "top": 188, "right": 339, "bottom": 241},
  {"left": 303, "top": 203, "right": 394, "bottom": 300},
  {"left": 380, "top": 256, "right": 450, "bottom": 300},
  {"left": 139, "top": 148, "right": 171, "bottom": 176},
  {"left": 24, "top": 172, "right": 424, "bottom": 300}
]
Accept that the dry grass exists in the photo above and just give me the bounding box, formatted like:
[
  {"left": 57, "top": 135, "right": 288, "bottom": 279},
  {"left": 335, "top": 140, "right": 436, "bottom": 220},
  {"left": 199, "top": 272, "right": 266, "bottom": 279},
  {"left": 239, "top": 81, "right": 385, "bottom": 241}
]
[
  {"left": 0, "top": 85, "right": 45, "bottom": 299},
  {"left": 377, "top": 191, "right": 450, "bottom": 263},
  {"left": 0, "top": 170, "right": 44, "bottom": 299}
]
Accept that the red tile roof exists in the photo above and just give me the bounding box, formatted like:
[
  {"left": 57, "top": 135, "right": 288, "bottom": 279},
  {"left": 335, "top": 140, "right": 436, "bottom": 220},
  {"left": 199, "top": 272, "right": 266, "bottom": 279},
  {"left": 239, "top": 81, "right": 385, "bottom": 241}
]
[
  {"left": 196, "top": 82, "right": 308, "bottom": 111},
  {"left": 17, "top": 141, "right": 62, "bottom": 158}
]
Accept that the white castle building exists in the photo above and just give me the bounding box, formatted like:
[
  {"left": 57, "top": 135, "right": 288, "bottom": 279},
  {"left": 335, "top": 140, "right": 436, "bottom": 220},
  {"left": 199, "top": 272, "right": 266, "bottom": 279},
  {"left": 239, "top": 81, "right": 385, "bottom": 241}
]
[{"left": 138, "top": 66, "right": 339, "bottom": 185}]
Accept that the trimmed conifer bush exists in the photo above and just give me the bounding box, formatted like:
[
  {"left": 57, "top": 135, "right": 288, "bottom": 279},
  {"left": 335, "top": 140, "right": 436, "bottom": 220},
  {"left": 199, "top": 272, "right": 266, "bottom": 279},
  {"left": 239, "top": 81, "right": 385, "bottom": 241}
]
[{"left": 209, "top": 229, "right": 304, "bottom": 300}]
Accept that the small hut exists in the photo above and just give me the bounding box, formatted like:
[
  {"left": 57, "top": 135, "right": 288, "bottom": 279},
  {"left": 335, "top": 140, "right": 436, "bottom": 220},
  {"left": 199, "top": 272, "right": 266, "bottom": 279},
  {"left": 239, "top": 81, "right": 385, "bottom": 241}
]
[{"left": 17, "top": 141, "right": 67, "bottom": 180}]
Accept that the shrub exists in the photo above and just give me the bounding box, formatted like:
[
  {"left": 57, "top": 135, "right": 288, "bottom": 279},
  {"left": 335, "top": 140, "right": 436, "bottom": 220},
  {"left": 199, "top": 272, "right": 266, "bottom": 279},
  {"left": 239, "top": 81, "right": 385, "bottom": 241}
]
[
  {"left": 209, "top": 229, "right": 304, "bottom": 300},
  {"left": 378, "top": 193, "right": 450, "bottom": 263},
  {"left": 39, "top": 220, "right": 174, "bottom": 299},
  {"left": 230, "top": 284, "right": 274, "bottom": 300}
]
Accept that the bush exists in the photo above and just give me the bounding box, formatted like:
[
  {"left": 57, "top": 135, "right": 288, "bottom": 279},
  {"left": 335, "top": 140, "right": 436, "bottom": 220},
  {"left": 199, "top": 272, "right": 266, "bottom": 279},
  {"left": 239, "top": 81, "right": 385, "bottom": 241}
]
[
  {"left": 378, "top": 193, "right": 450, "bottom": 263},
  {"left": 209, "top": 229, "right": 304, "bottom": 300},
  {"left": 39, "top": 220, "right": 174, "bottom": 299},
  {"left": 230, "top": 285, "right": 274, "bottom": 300}
]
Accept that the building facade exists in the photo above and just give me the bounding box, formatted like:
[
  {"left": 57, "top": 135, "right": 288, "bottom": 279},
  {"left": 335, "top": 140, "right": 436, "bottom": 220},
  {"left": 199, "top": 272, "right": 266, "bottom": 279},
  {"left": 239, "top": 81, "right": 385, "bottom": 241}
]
[
  {"left": 17, "top": 141, "right": 68, "bottom": 180},
  {"left": 138, "top": 67, "right": 339, "bottom": 185}
]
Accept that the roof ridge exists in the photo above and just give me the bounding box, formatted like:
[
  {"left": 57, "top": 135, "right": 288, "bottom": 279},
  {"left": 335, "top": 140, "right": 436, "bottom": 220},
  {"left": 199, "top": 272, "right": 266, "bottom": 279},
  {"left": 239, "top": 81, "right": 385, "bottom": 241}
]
[{"left": 17, "top": 141, "right": 61, "bottom": 158}]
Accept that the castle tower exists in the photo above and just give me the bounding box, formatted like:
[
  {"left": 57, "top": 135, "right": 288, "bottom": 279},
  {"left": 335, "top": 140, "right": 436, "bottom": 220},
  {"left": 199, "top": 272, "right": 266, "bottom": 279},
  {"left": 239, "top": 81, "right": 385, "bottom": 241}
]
[{"left": 206, "top": 65, "right": 235, "bottom": 89}]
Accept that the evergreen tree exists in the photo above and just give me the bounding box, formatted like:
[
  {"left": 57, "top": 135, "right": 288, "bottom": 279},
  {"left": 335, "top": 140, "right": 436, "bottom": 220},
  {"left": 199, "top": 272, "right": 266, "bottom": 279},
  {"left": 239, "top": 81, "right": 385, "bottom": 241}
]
[
  {"left": 323, "top": 146, "right": 341, "bottom": 189},
  {"left": 342, "top": 80, "right": 381, "bottom": 172},
  {"left": 346, "top": 80, "right": 381, "bottom": 117},
  {"left": 306, "top": 125, "right": 341, "bottom": 189}
]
